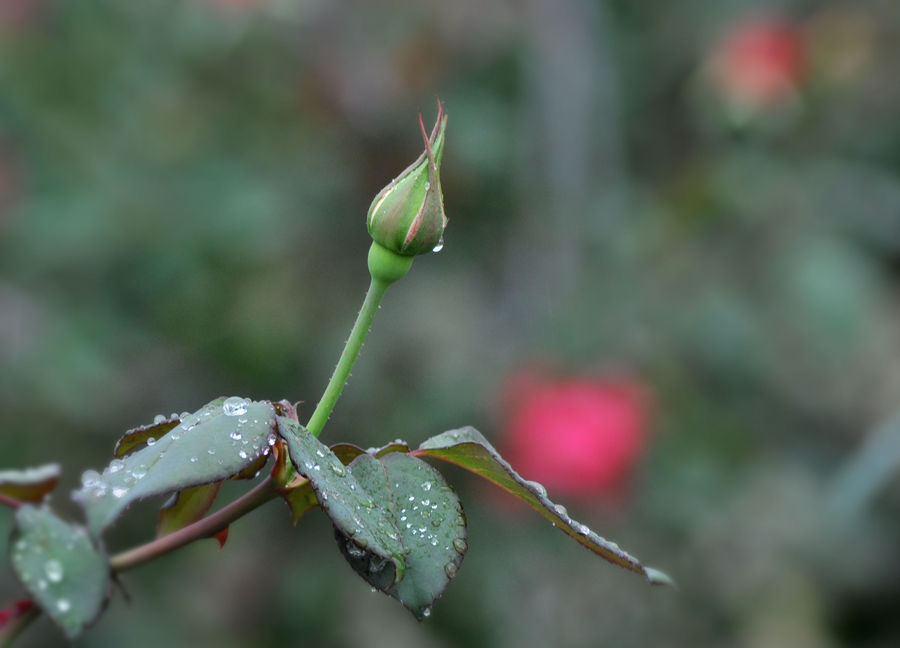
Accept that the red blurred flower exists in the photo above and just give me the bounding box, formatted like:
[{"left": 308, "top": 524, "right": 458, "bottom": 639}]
[
  {"left": 710, "top": 18, "right": 805, "bottom": 108},
  {"left": 500, "top": 371, "right": 649, "bottom": 502}
]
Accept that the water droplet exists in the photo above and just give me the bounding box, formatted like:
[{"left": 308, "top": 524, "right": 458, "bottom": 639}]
[
  {"left": 432, "top": 237, "right": 444, "bottom": 253},
  {"left": 422, "top": 607, "right": 432, "bottom": 618},
  {"left": 356, "top": 538, "right": 368, "bottom": 549},
  {"left": 189, "top": 456, "right": 198, "bottom": 463},
  {"left": 315, "top": 450, "right": 325, "bottom": 458},
  {"left": 330, "top": 464, "right": 345, "bottom": 476},
  {"left": 207, "top": 448, "right": 216, "bottom": 455},
  {"left": 80, "top": 470, "right": 101, "bottom": 487},
  {"left": 453, "top": 538, "right": 468, "bottom": 554},
  {"left": 239, "top": 450, "right": 248, "bottom": 460},
  {"left": 553, "top": 503, "right": 568, "bottom": 517},
  {"left": 153, "top": 414, "right": 166, "bottom": 424},
  {"left": 422, "top": 481, "right": 432, "bottom": 491},
  {"left": 370, "top": 587, "right": 378, "bottom": 593},
  {"left": 229, "top": 431, "right": 242, "bottom": 441},
  {"left": 444, "top": 562, "right": 458, "bottom": 579},
  {"left": 267, "top": 434, "right": 277, "bottom": 447},
  {"left": 56, "top": 599, "right": 71, "bottom": 613},
  {"left": 222, "top": 397, "right": 249, "bottom": 417},
  {"left": 525, "top": 480, "right": 547, "bottom": 497},
  {"left": 575, "top": 523, "right": 591, "bottom": 536},
  {"left": 112, "top": 486, "right": 128, "bottom": 498},
  {"left": 44, "top": 559, "right": 64, "bottom": 583},
  {"left": 132, "top": 466, "right": 147, "bottom": 480},
  {"left": 108, "top": 459, "right": 125, "bottom": 474}
]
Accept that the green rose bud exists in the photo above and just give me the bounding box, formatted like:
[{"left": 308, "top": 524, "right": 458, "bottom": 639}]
[{"left": 367, "top": 102, "right": 448, "bottom": 257}]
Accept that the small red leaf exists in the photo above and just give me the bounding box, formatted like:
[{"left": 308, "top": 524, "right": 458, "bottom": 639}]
[{"left": 0, "top": 599, "right": 34, "bottom": 629}]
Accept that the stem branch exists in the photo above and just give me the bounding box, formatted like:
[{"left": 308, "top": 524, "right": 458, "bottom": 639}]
[{"left": 109, "top": 476, "right": 277, "bottom": 572}]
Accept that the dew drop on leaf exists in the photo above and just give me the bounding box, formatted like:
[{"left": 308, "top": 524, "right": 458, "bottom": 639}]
[
  {"left": 44, "top": 559, "right": 64, "bottom": 583},
  {"left": 222, "top": 397, "right": 249, "bottom": 417}
]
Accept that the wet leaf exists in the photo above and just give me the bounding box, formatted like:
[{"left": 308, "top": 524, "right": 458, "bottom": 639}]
[
  {"left": 114, "top": 415, "right": 180, "bottom": 458},
  {"left": 9, "top": 506, "right": 109, "bottom": 639},
  {"left": 415, "top": 427, "right": 671, "bottom": 585},
  {"left": 0, "top": 465, "right": 60, "bottom": 504},
  {"left": 156, "top": 483, "right": 223, "bottom": 538},
  {"left": 74, "top": 397, "right": 278, "bottom": 536},
  {"left": 341, "top": 452, "right": 466, "bottom": 619},
  {"left": 276, "top": 417, "right": 406, "bottom": 585}
]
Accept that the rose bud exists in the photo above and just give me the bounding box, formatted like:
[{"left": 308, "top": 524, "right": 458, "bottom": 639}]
[{"left": 367, "top": 101, "right": 448, "bottom": 258}]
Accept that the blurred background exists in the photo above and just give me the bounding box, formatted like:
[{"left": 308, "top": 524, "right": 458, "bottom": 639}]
[{"left": 2, "top": 0, "right": 900, "bottom": 646}]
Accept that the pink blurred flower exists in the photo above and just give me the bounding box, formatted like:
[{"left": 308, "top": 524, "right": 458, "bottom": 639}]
[
  {"left": 710, "top": 18, "right": 805, "bottom": 109},
  {"left": 500, "top": 370, "right": 650, "bottom": 502}
]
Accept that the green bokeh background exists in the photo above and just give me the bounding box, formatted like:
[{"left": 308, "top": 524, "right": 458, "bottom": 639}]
[{"left": 3, "top": 0, "right": 900, "bottom": 646}]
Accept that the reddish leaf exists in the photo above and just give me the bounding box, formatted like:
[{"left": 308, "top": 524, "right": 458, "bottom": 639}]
[
  {"left": 0, "top": 464, "right": 60, "bottom": 504},
  {"left": 114, "top": 416, "right": 180, "bottom": 458},
  {"left": 0, "top": 600, "right": 34, "bottom": 629},
  {"left": 415, "top": 427, "right": 672, "bottom": 585},
  {"left": 157, "top": 483, "right": 223, "bottom": 538}
]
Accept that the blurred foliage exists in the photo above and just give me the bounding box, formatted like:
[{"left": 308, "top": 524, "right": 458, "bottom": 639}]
[{"left": 3, "top": 0, "right": 900, "bottom": 646}]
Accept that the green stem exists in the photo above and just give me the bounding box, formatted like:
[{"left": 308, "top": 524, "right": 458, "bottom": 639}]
[
  {"left": 109, "top": 476, "right": 277, "bottom": 572},
  {"left": 305, "top": 278, "right": 389, "bottom": 437}
]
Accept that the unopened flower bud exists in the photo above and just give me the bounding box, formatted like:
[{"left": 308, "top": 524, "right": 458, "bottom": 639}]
[{"left": 367, "top": 102, "right": 448, "bottom": 257}]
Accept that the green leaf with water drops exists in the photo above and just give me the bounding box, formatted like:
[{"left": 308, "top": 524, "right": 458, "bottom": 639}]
[
  {"left": 9, "top": 505, "right": 110, "bottom": 639},
  {"left": 156, "top": 482, "right": 224, "bottom": 538},
  {"left": 414, "top": 427, "right": 671, "bottom": 585},
  {"left": 340, "top": 452, "right": 466, "bottom": 620},
  {"left": 276, "top": 417, "right": 406, "bottom": 585},
  {"left": 0, "top": 464, "right": 61, "bottom": 504},
  {"left": 74, "top": 397, "right": 278, "bottom": 536}
]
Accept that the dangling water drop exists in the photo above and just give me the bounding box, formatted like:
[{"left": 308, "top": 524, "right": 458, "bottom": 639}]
[
  {"left": 432, "top": 237, "right": 444, "bottom": 253},
  {"left": 222, "top": 397, "right": 249, "bottom": 417}
]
